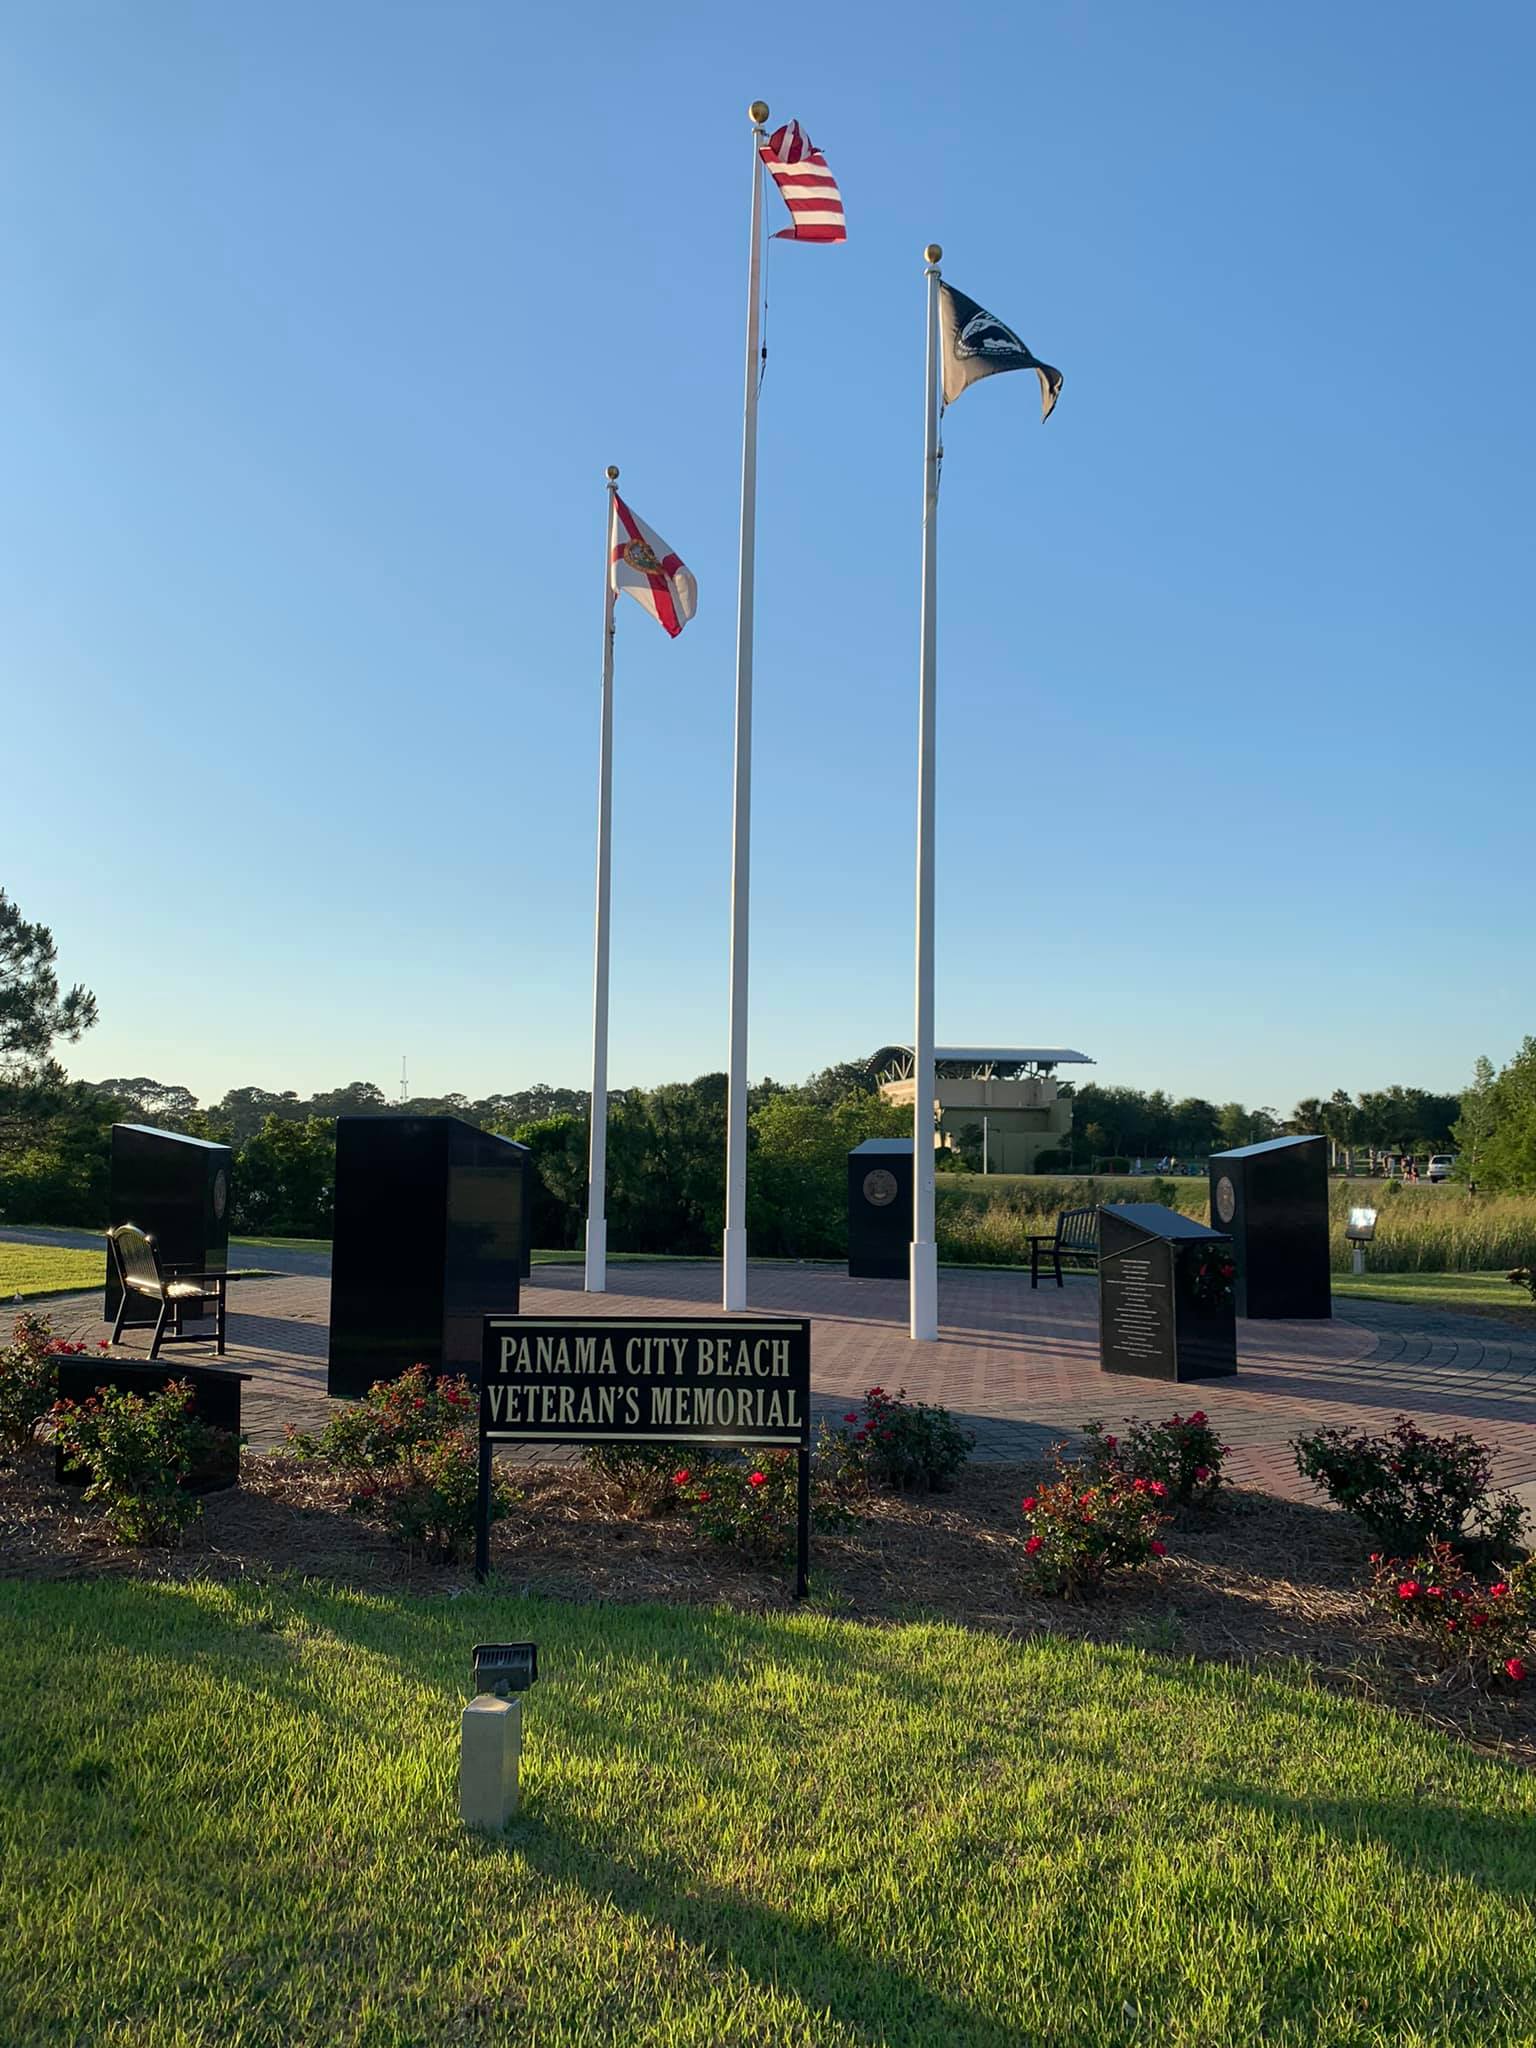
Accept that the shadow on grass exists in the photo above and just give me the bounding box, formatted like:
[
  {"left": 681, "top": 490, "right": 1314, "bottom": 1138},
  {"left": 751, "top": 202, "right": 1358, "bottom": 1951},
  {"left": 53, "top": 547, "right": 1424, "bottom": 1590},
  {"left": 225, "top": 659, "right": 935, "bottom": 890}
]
[{"left": 8, "top": 1573, "right": 1536, "bottom": 2044}]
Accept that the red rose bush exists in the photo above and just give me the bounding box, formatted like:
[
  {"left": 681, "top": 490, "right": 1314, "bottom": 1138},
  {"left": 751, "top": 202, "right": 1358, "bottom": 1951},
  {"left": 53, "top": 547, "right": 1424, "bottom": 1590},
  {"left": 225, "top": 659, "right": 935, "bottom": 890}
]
[{"left": 1017, "top": 1455, "right": 1172, "bottom": 1599}]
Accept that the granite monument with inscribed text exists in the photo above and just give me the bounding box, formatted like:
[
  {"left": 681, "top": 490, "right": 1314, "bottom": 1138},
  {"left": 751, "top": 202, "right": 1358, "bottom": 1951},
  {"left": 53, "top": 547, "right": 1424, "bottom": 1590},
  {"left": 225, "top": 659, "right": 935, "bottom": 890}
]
[{"left": 1099, "top": 1203, "right": 1237, "bottom": 1383}]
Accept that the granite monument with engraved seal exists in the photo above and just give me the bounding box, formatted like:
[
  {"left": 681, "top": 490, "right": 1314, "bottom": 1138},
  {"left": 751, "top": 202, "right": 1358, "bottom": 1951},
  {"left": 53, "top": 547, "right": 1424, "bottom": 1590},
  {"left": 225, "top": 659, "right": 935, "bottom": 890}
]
[
  {"left": 847, "top": 1138, "right": 913, "bottom": 1280},
  {"left": 1208, "top": 1134, "right": 1331, "bottom": 1319},
  {"left": 1098, "top": 1202, "right": 1237, "bottom": 1382}
]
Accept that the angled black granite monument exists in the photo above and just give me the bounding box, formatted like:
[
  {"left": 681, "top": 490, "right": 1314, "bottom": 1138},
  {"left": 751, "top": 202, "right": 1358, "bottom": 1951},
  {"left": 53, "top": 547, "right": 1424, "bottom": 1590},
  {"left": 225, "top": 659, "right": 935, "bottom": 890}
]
[
  {"left": 1099, "top": 1202, "right": 1237, "bottom": 1382},
  {"left": 1209, "top": 1134, "right": 1331, "bottom": 1319},
  {"left": 105, "top": 1123, "right": 232, "bottom": 1329},
  {"left": 848, "top": 1139, "right": 913, "bottom": 1280},
  {"left": 328, "top": 1115, "right": 528, "bottom": 1400}
]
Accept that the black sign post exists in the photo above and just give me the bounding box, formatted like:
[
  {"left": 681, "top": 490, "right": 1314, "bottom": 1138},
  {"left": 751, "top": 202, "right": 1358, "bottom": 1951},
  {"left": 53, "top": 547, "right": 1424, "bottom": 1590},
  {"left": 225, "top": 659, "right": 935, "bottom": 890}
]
[{"left": 476, "top": 1314, "right": 813, "bottom": 1596}]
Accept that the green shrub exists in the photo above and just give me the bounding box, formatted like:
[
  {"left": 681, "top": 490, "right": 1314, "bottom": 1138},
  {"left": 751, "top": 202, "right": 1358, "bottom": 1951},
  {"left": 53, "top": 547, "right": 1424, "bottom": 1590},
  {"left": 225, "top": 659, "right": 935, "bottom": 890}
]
[
  {"left": 283, "top": 1363, "right": 477, "bottom": 1470},
  {"left": 51, "top": 1379, "right": 225, "bottom": 1545},
  {"left": 1367, "top": 1543, "right": 1536, "bottom": 1690},
  {"left": 1017, "top": 1462, "right": 1170, "bottom": 1598},
  {"left": 820, "top": 1385, "right": 973, "bottom": 1493},
  {"left": 1293, "top": 1415, "right": 1526, "bottom": 1559},
  {"left": 583, "top": 1440, "right": 693, "bottom": 1513},
  {"left": 0, "top": 1313, "right": 96, "bottom": 1456},
  {"left": 670, "top": 1451, "right": 846, "bottom": 1564},
  {"left": 1079, "top": 1409, "right": 1230, "bottom": 1507},
  {"left": 286, "top": 1363, "right": 509, "bottom": 1564},
  {"left": 353, "top": 1433, "right": 513, "bottom": 1564}
]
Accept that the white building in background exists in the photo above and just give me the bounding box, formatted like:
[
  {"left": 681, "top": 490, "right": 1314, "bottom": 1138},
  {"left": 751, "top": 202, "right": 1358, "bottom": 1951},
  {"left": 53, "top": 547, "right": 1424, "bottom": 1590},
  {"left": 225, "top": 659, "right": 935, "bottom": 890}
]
[{"left": 873, "top": 1045, "right": 1096, "bottom": 1174}]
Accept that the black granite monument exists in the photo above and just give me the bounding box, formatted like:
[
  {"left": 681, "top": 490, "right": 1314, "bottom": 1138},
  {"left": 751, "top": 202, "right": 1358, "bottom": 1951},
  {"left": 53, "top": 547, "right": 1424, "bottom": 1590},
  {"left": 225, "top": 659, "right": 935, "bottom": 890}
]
[
  {"left": 848, "top": 1139, "right": 913, "bottom": 1280},
  {"left": 328, "top": 1115, "right": 529, "bottom": 1400},
  {"left": 105, "top": 1123, "right": 232, "bottom": 1328},
  {"left": 1099, "top": 1202, "right": 1237, "bottom": 1382},
  {"left": 1208, "top": 1134, "right": 1331, "bottom": 1319}
]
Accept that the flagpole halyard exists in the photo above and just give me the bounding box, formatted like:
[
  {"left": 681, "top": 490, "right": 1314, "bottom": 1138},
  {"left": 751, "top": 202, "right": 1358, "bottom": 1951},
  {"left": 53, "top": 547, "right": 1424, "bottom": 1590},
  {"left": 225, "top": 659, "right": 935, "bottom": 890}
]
[
  {"left": 723, "top": 100, "right": 768, "bottom": 1313},
  {"left": 585, "top": 465, "right": 621, "bottom": 1294},
  {"left": 911, "top": 246, "right": 943, "bottom": 1342}
]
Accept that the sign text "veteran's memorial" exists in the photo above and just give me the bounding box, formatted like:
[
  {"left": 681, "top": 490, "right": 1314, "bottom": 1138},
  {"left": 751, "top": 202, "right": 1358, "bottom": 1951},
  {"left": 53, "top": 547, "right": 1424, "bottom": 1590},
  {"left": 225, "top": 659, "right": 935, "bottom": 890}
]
[{"left": 480, "top": 1317, "right": 811, "bottom": 1447}]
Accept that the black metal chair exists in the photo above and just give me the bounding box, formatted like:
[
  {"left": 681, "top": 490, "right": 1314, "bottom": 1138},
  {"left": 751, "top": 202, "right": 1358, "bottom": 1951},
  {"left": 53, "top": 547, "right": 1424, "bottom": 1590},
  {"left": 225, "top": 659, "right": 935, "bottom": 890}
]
[
  {"left": 107, "top": 1223, "right": 227, "bottom": 1359},
  {"left": 1025, "top": 1206, "right": 1101, "bottom": 1289}
]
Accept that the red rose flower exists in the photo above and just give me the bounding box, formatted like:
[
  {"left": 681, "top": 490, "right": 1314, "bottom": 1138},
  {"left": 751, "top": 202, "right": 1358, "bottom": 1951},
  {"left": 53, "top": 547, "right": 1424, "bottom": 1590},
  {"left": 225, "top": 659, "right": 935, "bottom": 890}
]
[
  {"left": 1149, "top": 1540, "right": 1167, "bottom": 1558},
  {"left": 1397, "top": 1581, "right": 1421, "bottom": 1600},
  {"left": 1490, "top": 1583, "right": 1509, "bottom": 1600},
  {"left": 1024, "top": 1535, "right": 1042, "bottom": 1555},
  {"left": 1021, "top": 1496, "right": 1038, "bottom": 1513},
  {"left": 843, "top": 1412, "right": 858, "bottom": 1424},
  {"left": 1189, "top": 1411, "right": 1207, "bottom": 1425},
  {"left": 1506, "top": 1658, "right": 1526, "bottom": 1683},
  {"left": 696, "top": 1489, "right": 711, "bottom": 1503},
  {"left": 1195, "top": 1466, "right": 1211, "bottom": 1483},
  {"left": 1149, "top": 1481, "right": 1168, "bottom": 1498},
  {"left": 748, "top": 1471, "right": 767, "bottom": 1488},
  {"left": 672, "top": 1469, "right": 690, "bottom": 1486}
]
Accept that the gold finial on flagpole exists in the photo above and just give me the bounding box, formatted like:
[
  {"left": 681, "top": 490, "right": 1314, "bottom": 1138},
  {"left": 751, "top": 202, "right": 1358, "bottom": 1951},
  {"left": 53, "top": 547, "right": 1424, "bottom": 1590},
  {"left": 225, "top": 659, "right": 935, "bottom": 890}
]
[
  {"left": 925, "top": 244, "right": 943, "bottom": 265},
  {"left": 749, "top": 100, "right": 769, "bottom": 125},
  {"left": 605, "top": 465, "right": 619, "bottom": 481}
]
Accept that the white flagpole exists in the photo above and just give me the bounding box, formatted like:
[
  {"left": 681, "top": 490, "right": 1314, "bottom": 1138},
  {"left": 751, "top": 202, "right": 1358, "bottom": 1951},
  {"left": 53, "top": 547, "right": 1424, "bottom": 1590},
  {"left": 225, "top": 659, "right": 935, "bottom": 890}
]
[
  {"left": 910, "top": 245, "right": 943, "bottom": 1341},
  {"left": 584, "top": 465, "right": 621, "bottom": 1293},
  {"left": 723, "top": 99, "right": 769, "bottom": 1312}
]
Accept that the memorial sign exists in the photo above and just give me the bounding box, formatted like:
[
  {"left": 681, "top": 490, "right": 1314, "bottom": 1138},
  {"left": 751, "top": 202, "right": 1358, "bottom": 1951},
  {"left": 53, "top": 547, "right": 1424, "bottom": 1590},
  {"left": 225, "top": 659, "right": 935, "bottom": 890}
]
[{"left": 478, "top": 1314, "right": 813, "bottom": 1593}]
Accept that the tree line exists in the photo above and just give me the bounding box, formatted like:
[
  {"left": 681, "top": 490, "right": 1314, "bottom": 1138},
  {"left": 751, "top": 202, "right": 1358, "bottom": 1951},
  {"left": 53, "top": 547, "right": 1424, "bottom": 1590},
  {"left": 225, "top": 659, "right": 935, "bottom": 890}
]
[{"left": 1, "top": 883, "right": 1521, "bottom": 1262}]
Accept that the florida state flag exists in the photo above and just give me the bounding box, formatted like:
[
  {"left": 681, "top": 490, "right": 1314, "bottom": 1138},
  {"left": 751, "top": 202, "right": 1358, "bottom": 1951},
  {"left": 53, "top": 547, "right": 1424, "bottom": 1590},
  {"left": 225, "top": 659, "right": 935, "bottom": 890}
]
[{"left": 610, "top": 495, "right": 697, "bottom": 639}]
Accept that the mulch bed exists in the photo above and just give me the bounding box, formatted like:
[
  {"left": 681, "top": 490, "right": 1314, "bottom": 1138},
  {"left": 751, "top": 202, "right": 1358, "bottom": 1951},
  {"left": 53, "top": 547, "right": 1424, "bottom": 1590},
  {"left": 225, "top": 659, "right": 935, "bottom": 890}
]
[{"left": 3, "top": 1448, "right": 1533, "bottom": 1767}]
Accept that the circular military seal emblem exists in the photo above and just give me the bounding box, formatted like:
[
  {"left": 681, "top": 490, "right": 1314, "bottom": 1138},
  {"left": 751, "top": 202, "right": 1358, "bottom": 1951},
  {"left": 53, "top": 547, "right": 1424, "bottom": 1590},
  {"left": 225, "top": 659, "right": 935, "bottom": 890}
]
[
  {"left": 1214, "top": 1175, "right": 1235, "bottom": 1225},
  {"left": 862, "top": 1168, "right": 899, "bottom": 1208}
]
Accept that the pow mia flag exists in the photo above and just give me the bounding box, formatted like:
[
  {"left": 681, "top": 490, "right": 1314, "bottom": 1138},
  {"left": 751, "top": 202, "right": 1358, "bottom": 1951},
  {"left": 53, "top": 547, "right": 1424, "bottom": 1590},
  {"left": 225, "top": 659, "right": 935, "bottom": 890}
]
[{"left": 939, "top": 282, "right": 1062, "bottom": 420}]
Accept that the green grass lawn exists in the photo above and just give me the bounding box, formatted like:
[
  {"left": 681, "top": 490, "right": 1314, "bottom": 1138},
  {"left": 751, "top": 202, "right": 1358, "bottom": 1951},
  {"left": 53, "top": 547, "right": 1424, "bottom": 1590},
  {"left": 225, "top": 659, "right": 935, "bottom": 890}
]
[
  {"left": 0, "top": 1243, "right": 103, "bottom": 1300},
  {"left": 1333, "top": 1270, "right": 1534, "bottom": 1316},
  {"left": 4, "top": 1578, "right": 1536, "bottom": 2046},
  {"left": 230, "top": 1234, "right": 333, "bottom": 1254}
]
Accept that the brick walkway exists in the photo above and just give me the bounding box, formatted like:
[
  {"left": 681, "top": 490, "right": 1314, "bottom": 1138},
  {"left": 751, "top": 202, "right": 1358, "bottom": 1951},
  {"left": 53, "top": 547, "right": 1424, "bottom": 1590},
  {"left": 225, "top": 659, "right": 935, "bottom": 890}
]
[{"left": 41, "top": 1265, "right": 1536, "bottom": 1510}]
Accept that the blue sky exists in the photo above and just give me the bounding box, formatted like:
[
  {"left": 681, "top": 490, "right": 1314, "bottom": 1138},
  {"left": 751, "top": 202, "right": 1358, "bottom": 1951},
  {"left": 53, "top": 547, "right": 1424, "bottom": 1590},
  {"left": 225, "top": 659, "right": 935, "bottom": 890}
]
[{"left": 4, "top": 0, "right": 1532, "bottom": 1111}]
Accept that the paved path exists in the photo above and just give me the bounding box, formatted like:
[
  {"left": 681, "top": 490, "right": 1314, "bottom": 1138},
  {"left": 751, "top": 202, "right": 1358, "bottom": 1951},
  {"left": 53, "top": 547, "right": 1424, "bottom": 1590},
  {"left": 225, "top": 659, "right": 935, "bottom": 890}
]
[{"left": 30, "top": 1263, "right": 1536, "bottom": 1509}]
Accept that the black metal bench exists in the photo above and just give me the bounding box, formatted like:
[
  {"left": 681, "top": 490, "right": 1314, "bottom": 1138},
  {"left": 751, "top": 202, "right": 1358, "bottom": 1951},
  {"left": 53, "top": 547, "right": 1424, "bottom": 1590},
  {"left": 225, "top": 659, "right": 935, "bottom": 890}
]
[{"left": 1026, "top": 1206, "right": 1100, "bottom": 1289}]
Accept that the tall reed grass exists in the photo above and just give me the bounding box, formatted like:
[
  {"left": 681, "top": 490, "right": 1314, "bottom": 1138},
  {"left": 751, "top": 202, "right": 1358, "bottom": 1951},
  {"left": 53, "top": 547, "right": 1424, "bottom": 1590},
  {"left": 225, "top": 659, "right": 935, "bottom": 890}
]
[{"left": 934, "top": 1174, "right": 1536, "bottom": 1274}]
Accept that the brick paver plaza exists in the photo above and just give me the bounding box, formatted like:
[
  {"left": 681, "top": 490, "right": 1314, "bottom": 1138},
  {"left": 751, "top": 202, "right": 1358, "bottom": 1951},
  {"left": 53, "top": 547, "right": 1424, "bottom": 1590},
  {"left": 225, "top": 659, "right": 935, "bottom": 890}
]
[{"left": 43, "top": 1262, "right": 1536, "bottom": 1510}]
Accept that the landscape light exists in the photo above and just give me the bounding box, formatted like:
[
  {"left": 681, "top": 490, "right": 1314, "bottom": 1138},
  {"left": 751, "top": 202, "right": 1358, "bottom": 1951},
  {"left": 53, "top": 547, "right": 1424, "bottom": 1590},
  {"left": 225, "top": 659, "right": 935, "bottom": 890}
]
[
  {"left": 461, "top": 1643, "right": 538, "bottom": 1833},
  {"left": 471, "top": 1642, "right": 539, "bottom": 1698},
  {"left": 1345, "top": 1208, "right": 1378, "bottom": 1244}
]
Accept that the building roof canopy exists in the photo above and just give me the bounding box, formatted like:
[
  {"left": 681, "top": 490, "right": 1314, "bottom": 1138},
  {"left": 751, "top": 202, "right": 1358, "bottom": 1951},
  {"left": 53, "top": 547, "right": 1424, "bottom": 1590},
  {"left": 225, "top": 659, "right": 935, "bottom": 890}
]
[{"left": 873, "top": 1045, "right": 1095, "bottom": 1081}]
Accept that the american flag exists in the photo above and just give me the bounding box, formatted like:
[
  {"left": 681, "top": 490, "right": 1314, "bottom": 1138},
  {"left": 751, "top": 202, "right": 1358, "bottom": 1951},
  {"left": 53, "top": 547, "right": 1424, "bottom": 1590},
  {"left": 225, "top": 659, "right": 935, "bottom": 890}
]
[{"left": 759, "top": 121, "right": 846, "bottom": 244}]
